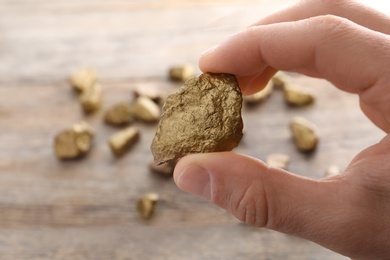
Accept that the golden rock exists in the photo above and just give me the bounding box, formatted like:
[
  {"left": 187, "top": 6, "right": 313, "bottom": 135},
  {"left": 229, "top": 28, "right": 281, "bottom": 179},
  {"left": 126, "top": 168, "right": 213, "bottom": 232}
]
[
  {"left": 325, "top": 165, "right": 341, "bottom": 177},
  {"left": 283, "top": 84, "right": 315, "bottom": 106},
  {"left": 54, "top": 122, "right": 94, "bottom": 159},
  {"left": 266, "top": 153, "right": 290, "bottom": 170},
  {"left": 244, "top": 80, "right": 273, "bottom": 105},
  {"left": 131, "top": 96, "right": 161, "bottom": 123},
  {"left": 108, "top": 126, "right": 139, "bottom": 157},
  {"left": 137, "top": 193, "right": 159, "bottom": 220},
  {"left": 272, "top": 72, "right": 288, "bottom": 89},
  {"left": 149, "top": 161, "right": 175, "bottom": 176},
  {"left": 133, "top": 88, "right": 165, "bottom": 106},
  {"left": 290, "top": 117, "right": 318, "bottom": 152},
  {"left": 79, "top": 82, "right": 103, "bottom": 113},
  {"left": 104, "top": 102, "right": 134, "bottom": 126},
  {"left": 168, "top": 64, "right": 195, "bottom": 82},
  {"left": 151, "top": 73, "right": 243, "bottom": 164},
  {"left": 69, "top": 68, "right": 97, "bottom": 93}
]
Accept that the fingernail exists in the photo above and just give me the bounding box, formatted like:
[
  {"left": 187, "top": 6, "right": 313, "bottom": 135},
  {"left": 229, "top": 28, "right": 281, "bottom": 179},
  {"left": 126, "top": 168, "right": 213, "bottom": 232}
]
[
  {"left": 200, "top": 44, "right": 219, "bottom": 56},
  {"left": 177, "top": 165, "right": 211, "bottom": 200}
]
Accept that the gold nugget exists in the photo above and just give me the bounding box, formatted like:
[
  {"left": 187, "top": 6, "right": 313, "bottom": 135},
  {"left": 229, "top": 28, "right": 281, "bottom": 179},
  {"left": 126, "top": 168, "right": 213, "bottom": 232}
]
[
  {"left": 272, "top": 72, "right": 288, "bottom": 89},
  {"left": 244, "top": 80, "right": 273, "bottom": 105},
  {"left": 133, "top": 88, "right": 165, "bottom": 106},
  {"left": 79, "top": 82, "right": 103, "bottom": 113},
  {"left": 169, "top": 64, "right": 195, "bottom": 82},
  {"left": 325, "top": 165, "right": 341, "bottom": 177},
  {"left": 54, "top": 122, "right": 94, "bottom": 159},
  {"left": 104, "top": 102, "right": 134, "bottom": 126},
  {"left": 108, "top": 126, "right": 139, "bottom": 157},
  {"left": 137, "top": 193, "right": 159, "bottom": 220},
  {"left": 131, "top": 96, "right": 161, "bottom": 123},
  {"left": 69, "top": 68, "right": 97, "bottom": 93},
  {"left": 266, "top": 153, "right": 290, "bottom": 170},
  {"left": 290, "top": 117, "right": 319, "bottom": 153},
  {"left": 151, "top": 73, "right": 243, "bottom": 165},
  {"left": 149, "top": 161, "right": 175, "bottom": 176},
  {"left": 283, "top": 84, "right": 315, "bottom": 106}
]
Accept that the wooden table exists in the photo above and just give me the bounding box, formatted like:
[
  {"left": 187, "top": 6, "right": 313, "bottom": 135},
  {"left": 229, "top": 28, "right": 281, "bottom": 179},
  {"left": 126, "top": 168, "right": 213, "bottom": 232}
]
[{"left": 0, "top": 1, "right": 386, "bottom": 259}]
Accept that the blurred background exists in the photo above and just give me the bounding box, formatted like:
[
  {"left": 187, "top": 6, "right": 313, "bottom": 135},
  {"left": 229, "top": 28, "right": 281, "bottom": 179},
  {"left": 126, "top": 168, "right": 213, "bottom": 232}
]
[{"left": 0, "top": 0, "right": 389, "bottom": 259}]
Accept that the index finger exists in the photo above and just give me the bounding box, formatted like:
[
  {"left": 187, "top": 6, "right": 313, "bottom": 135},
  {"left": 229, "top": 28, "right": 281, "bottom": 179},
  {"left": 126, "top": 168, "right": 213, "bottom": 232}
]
[
  {"left": 199, "top": 16, "right": 390, "bottom": 132},
  {"left": 252, "top": 0, "right": 390, "bottom": 34}
]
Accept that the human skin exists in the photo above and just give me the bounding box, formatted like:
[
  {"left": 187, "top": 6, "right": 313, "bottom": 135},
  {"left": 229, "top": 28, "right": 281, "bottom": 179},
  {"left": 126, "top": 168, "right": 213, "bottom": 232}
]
[{"left": 173, "top": 0, "right": 390, "bottom": 259}]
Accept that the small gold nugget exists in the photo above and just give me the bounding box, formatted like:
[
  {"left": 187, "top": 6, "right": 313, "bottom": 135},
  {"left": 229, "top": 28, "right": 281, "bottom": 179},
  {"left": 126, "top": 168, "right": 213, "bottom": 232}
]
[
  {"left": 131, "top": 96, "right": 161, "bottom": 123},
  {"left": 79, "top": 83, "right": 103, "bottom": 113},
  {"left": 244, "top": 80, "right": 273, "bottom": 105},
  {"left": 168, "top": 64, "right": 195, "bottom": 82},
  {"left": 325, "top": 165, "right": 341, "bottom": 177},
  {"left": 290, "top": 117, "right": 319, "bottom": 153},
  {"left": 69, "top": 68, "right": 97, "bottom": 93},
  {"left": 266, "top": 153, "right": 290, "bottom": 170},
  {"left": 137, "top": 193, "right": 159, "bottom": 220},
  {"left": 133, "top": 88, "right": 165, "bottom": 106},
  {"left": 54, "top": 122, "right": 94, "bottom": 159},
  {"left": 149, "top": 161, "right": 175, "bottom": 176},
  {"left": 272, "top": 72, "right": 288, "bottom": 89},
  {"left": 108, "top": 126, "right": 139, "bottom": 157},
  {"left": 104, "top": 102, "right": 134, "bottom": 126},
  {"left": 283, "top": 84, "right": 315, "bottom": 106}
]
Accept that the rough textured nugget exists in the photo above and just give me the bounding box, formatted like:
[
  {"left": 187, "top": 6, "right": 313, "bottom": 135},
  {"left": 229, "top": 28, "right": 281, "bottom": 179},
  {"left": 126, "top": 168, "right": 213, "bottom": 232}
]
[
  {"left": 54, "top": 122, "right": 94, "bottom": 159},
  {"left": 137, "top": 193, "right": 159, "bottom": 219},
  {"left": 133, "top": 88, "right": 165, "bottom": 105},
  {"left": 149, "top": 161, "right": 175, "bottom": 176},
  {"left": 266, "top": 153, "right": 290, "bottom": 170},
  {"left": 104, "top": 102, "right": 134, "bottom": 126},
  {"left": 325, "top": 165, "right": 341, "bottom": 177},
  {"left": 108, "top": 126, "right": 139, "bottom": 157},
  {"left": 168, "top": 64, "right": 195, "bottom": 82},
  {"left": 69, "top": 68, "right": 97, "bottom": 93},
  {"left": 244, "top": 80, "right": 273, "bottom": 105},
  {"left": 272, "top": 72, "right": 287, "bottom": 89},
  {"left": 79, "top": 82, "right": 103, "bottom": 113},
  {"left": 290, "top": 117, "right": 318, "bottom": 152},
  {"left": 131, "top": 96, "right": 161, "bottom": 123},
  {"left": 151, "top": 73, "right": 243, "bottom": 164},
  {"left": 283, "top": 84, "right": 315, "bottom": 106}
]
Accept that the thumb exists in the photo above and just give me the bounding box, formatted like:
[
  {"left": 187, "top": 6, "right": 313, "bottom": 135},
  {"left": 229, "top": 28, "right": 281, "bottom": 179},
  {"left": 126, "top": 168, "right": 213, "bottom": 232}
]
[{"left": 174, "top": 152, "right": 346, "bottom": 249}]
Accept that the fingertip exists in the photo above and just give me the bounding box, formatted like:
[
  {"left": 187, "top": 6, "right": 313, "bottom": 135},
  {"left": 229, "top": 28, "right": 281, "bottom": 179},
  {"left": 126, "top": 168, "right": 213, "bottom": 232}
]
[{"left": 198, "top": 44, "right": 221, "bottom": 73}]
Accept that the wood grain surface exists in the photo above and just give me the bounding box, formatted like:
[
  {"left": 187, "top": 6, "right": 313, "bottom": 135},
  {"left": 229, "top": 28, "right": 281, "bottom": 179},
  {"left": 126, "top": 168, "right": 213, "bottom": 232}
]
[{"left": 0, "top": 0, "right": 386, "bottom": 259}]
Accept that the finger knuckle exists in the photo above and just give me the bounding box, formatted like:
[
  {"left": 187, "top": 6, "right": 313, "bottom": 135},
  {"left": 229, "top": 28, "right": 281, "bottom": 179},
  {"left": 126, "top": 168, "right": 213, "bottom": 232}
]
[
  {"left": 231, "top": 182, "right": 267, "bottom": 227},
  {"left": 308, "top": 15, "right": 351, "bottom": 37},
  {"left": 315, "top": 0, "right": 350, "bottom": 10}
]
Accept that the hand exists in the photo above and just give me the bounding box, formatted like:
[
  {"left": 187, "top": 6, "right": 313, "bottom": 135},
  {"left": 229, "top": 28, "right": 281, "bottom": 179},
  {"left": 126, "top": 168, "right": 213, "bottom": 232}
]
[{"left": 173, "top": 0, "right": 390, "bottom": 259}]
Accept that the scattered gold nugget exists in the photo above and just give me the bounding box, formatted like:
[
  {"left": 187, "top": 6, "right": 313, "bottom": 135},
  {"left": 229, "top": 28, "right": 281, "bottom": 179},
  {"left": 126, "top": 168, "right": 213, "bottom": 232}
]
[
  {"left": 104, "top": 102, "right": 134, "bottom": 126},
  {"left": 290, "top": 117, "right": 319, "bottom": 153},
  {"left": 283, "top": 84, "right": 315, "bottom": 106},
  {"left": 54, "top": 122, "right": 94, "bottom": 160},
  {"left": 325, "top": 165, "right": 341, "bottom": 177},
  {"left": 137, "top": 193, "right": 159, "bottom": 219},
  {"left": 131, "top": 96, "right": 161, "bottom": 123},
  {"left": 79, "top": 82, "right": 103, "bottom": 113},
  {"left": 69, "top": 68, "right": 97, "bottom": 93},
  {"left": 149, "top": 161, "right": 175, "bottom": 176},
  {"left": 266, "top": 153, "right": 290, "bottom": 170},
  {"left": 108, "top": 126, "right": 140, "bottom": 157},
  {"left": 169, "top": 64, "right": 195, "bottom": 82},
  {"left": 133, "top": 88, "right": 165, "bottom": 105},
  {"left": 244, "top": 80, "right": 273, "bottom": 105},
  {"left": 272, "top": 72, "right": 288, "bottom": 89}
]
